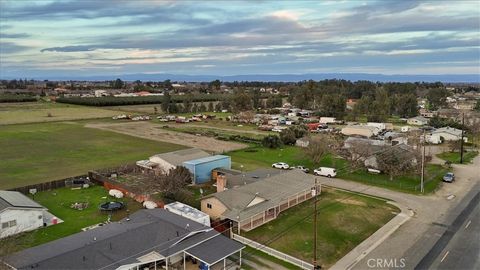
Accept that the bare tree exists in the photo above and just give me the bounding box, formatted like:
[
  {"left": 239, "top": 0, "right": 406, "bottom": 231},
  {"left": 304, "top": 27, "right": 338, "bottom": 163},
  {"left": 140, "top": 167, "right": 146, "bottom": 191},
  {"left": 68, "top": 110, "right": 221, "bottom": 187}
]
[
  {"left": 376, "top": 147, "right": 419, "bottom": 181},
  {"left": 303, "top": 136, "right": 330, "bottom": 165},
  {"left": 448, "top": 140, "right": 462, "bottom": 153}
]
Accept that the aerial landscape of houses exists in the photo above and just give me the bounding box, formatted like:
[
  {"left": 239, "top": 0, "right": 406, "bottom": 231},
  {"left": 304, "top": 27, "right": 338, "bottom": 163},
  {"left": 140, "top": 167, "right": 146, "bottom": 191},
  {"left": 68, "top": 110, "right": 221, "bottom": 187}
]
[{"left": 1, "top": 1, "right": 479, "bottom": 270}]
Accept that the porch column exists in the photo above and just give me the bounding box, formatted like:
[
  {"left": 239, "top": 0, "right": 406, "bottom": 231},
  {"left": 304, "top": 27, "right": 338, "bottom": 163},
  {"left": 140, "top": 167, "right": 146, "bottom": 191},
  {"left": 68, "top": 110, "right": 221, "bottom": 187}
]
[
  {"left": 183, "top": 252, "right": 186, "bottom": 270},
  {"left": 263, "top": 211, "right": 265, "bottom": 223},
  {"left": 239, "top": 249, "right": 242, "bottom": 266},
  {"left": 237, "top": 221, "right": 241, "bottom": 235},
  {"left": 155, "top": 259, "right": 157, "bottom": 270},
  {"left": 224, "top": 258, "right": 226, "bottom": 269},
  {"left": 166, "top": 257, "right": 169, "bottom": 270}
]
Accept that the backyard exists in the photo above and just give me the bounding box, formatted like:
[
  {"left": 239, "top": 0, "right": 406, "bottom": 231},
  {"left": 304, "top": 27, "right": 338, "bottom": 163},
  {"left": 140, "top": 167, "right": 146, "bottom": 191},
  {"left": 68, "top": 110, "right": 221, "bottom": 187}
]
[
  {"left": 0, "top": 122, "right": 186, "bottom": 189},
  {"left": 0, "top": 102, "right": 126, "bottom": 125},
  {"left": 244, "top": 188, "right": 398, "bottom": 269},
  {"left": 228, "top": 146, "right": 447, "bottom": 193},
  {"left": 6, "top": 185, "right": 142, "bottom": 252}
]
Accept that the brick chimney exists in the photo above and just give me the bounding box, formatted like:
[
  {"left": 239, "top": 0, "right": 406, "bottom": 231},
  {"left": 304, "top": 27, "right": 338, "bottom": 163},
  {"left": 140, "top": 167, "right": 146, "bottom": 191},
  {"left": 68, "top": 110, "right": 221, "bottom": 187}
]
[{"left": 216, "top": 175, "right": 227, "bottom": 193}]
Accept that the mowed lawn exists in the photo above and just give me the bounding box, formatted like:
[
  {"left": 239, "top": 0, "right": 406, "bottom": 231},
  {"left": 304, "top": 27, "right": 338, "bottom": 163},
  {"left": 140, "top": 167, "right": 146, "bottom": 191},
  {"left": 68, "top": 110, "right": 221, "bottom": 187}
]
[
  {"left": 228, "top": 146, "right": 446, "bottom": 193},
  {"left": 0, "top": 122, "right": 186, "bottom": 189},
  {"left": 244, "top": 188, "right": 398, "bottom": 268},
  {"left": 9, "top": 185, "right": 142, "bottom": 251},
  {"left": 0, "top": 102, "right": 126, "bottom": 125}
]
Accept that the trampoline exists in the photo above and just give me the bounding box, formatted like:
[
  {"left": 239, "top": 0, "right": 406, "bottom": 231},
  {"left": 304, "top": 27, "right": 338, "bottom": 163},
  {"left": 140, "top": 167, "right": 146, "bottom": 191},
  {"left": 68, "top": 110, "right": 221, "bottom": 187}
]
[{"left": 99, "top": 201, "right": 125, "bottom": 211}]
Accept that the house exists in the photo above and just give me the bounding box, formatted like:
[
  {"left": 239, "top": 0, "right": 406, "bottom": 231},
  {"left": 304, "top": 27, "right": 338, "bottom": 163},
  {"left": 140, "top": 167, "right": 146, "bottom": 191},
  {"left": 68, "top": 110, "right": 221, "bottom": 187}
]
[
  {"left": 341, "top": 125, "right": 380, "bottom": 138},
  {"left": 407, "top": 116, "right": 429, "bottom": 126},
  {"left": 419, "top": 109, "right": 436, "bottom": 118},
  {"left": 183, "top": 155, "right": 231, "bottom": 184},
  {"left": 201, "top": 170, "right": 320, "bottom": 233},
  {"left": 0, "top": 191, "right": 49, "bottom": 238},
  {"left": 364, "top": 144, "right": 418, "bottom": 170},
  {"left": 430, "top": 126, "right": 466, "bottom": 142},
  {"left": 4, "top": 209, "right": 244, "bottom": 270},
  {"left": 213, "top": 168, "right": 283, "bottom": 192},
  {"left": 146, "top": 148, "right": 210, "bottom": 173}
]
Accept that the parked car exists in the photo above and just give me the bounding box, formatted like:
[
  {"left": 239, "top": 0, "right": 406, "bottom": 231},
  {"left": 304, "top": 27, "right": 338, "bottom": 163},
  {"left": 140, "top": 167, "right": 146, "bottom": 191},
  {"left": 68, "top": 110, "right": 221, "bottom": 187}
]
[
  {"left": 443, "top": 172, "right": 455, "bottom": 183},
  {"left": 313, "top": 167, "right": 337, "bottom": 178},
  {"left": 296, "top": 166, "right": 309, "bottom": 173},
  {"left": 272, "top": 162, "right": 290, "bottom": 169}
]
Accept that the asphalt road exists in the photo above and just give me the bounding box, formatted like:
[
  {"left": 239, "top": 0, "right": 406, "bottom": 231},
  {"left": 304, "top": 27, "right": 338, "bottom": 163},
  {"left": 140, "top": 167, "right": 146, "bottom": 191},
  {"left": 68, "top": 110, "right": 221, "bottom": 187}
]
[{"left": 415, "top": 188, "right": 480, "bottom": 270}]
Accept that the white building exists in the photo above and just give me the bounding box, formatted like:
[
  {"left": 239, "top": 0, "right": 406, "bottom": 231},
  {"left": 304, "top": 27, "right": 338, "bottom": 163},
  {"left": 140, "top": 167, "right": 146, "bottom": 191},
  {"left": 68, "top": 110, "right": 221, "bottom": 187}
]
[
  {"left": 0, "top": 191, "right": 46, "bottom": 238},
  {"left": 407, "top": 116, "right": 429, "bottom": 126},
  {"left": 341, "top": 125, "right": 380, "bottom": 138},
  {"left": 94, "top": 90, "right": 108, "bottom": 97},
  {"left": 164, "top": 201, "right": 211, "bottom": 227},
  {"left": 430, "top": 127, "right": 466, "bottom": 143},
  {"left": 146, "top": 148, "right": 210, "bottom": 173},
  {"left": 319, "top": 117, "right": 337, "bottom": 124}
]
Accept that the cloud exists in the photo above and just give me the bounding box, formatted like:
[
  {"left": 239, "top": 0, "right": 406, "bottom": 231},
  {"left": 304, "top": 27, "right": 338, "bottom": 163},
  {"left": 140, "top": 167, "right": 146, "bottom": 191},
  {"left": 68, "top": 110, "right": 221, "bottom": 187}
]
[
  {"left": 0, "top": 41, "right": 31, "bottom": 54},
  {"left": 0, "top": 33, "right": 30, "bottom": 38},
  {"left": 41, "top": 45, "right": 98, "bottom": 53}
]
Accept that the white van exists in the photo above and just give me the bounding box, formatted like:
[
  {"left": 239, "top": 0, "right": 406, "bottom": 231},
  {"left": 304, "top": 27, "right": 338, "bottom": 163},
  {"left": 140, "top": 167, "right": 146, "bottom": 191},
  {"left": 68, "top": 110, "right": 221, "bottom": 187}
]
[{"left": 313, "top": 167, "right": 337, "bottom": 178}]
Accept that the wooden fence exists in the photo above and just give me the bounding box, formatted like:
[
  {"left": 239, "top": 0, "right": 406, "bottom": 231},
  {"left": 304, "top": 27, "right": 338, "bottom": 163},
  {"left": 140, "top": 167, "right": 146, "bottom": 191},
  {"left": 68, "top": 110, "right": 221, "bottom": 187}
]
[{"left": 8, "top": 175, "right": 87, "bottom": 194}]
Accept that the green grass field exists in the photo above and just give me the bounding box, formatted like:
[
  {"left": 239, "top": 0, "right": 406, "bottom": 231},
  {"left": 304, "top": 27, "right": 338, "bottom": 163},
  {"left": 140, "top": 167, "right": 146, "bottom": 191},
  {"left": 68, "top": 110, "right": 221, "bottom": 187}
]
[
  {"left": 228, "top": 146, "right": 445, "bottom": 193},
  {"left": 244, "top": 188, "right": 398, "bottom": 268},
  {"left": 0, "top": 102, "right": 126, "bottom": 125},
  {"left": 0, "top": 122, "right": 186, "bottom": 189},
  {"left": 436, "top": 151, "right": 478, "bottom": 164},
  {"left": 6, "top": 185, "right": 142, "bottom": 251}
]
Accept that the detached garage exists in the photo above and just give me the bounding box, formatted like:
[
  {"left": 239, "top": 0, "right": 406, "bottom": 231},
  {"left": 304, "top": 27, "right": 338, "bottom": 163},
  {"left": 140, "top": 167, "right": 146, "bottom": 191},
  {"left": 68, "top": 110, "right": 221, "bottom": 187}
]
[{"left": 183, "top": 155, "right": 231, "bottom": 184}]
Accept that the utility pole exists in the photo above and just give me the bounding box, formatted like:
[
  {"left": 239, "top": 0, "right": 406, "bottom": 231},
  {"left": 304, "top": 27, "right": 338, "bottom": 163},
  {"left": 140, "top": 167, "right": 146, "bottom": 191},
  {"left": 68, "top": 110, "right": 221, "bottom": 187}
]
[
  {"left": 421, "top": 130, "right": 426, "bottom": 193},
  {"left": 460, "top": 112, "right": 465, "bottom": 164},
  {"left": 313, "top": 178, "right": 320, "bottom": 269}
]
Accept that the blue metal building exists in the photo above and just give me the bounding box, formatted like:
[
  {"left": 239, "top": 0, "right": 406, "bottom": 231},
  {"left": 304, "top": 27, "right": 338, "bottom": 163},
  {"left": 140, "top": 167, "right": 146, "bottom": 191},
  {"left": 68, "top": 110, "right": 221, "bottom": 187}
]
[{"left": 183, "top": 155, "right": 231, "bottom": 184}]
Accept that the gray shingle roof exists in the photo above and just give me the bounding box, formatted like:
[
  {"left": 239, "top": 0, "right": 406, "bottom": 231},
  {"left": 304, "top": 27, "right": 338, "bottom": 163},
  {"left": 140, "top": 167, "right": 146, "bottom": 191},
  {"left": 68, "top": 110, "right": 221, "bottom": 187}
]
[
  {"left": 0, "top": 190, "right": 44, "bottom": 211},
  {"left": 209, "top": 170, "right": 316, "bottom": 221},
  {"left": 224, "top": 168, "right": 283, "bottom": 189},
  {"left": 5, "top": 209, "right": 243, "bottom": 270},
  {"left": 150, "top": 148, "right": 210, "bottom": 166}
]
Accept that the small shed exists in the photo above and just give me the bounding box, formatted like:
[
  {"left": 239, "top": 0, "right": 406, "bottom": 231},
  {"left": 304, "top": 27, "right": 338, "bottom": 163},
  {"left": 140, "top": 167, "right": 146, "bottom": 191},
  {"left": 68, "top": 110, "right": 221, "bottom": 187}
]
[{"left": 183, "top": 155, "right": 231, "bottom": 184}]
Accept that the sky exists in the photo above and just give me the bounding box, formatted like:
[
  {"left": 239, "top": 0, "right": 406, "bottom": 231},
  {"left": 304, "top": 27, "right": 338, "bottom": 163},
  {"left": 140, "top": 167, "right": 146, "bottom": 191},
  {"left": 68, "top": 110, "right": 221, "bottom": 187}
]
[{"left": 0, "top": 0, "right": 479, "bottom": 79}]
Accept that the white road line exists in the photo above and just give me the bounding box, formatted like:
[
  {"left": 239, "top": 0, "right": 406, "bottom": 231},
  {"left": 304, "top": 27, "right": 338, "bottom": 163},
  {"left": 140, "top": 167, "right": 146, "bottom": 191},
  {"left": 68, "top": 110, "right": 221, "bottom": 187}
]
[
  {"left": 465, "top": 220, "right": 472, "bottom": 229},
  {"left": 440, "top": 251, "right": 450, "bottom": 263}
]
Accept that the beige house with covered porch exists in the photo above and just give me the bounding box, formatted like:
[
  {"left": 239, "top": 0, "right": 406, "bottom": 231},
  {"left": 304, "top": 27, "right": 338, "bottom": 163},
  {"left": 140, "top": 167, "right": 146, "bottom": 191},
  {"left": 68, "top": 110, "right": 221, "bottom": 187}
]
[{"left": 201, "top": 170, "right": 320, "bottom": 233}]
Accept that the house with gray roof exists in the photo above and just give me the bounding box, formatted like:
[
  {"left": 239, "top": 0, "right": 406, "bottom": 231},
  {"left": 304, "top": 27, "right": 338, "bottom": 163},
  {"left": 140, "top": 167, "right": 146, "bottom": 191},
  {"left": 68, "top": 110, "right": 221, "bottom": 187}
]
[
  {"left": 0, "top": 190, "right": 47, "bottom": 238},
  {"left": 201, "top": 170, "right": 320, "bottom": 233},
  {"left": 4, "top": 209, "right": 244, "bottom": 270}
]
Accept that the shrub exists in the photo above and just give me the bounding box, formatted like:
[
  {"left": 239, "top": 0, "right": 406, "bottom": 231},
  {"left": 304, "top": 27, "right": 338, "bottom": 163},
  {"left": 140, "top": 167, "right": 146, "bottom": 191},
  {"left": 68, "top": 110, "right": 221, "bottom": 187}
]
[{"left": 262, "top": 135, "right": 282, "bottom": 148}]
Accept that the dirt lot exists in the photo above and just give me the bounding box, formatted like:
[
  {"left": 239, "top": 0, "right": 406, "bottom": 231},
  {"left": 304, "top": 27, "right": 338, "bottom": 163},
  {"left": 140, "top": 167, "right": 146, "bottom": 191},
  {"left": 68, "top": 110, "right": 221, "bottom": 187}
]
[{"left": 86, "top": 121, "right": 247, "bottom": 153}]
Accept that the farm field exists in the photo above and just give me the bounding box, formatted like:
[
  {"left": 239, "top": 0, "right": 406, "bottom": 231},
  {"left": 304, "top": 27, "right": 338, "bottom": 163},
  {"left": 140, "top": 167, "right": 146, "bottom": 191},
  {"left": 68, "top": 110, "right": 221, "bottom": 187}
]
[
  {"left": 86, "top": 121, "right": 247, "bottom": 153},
  {"left": 228, "top": 146, "right": 447, "bottom": 193},
  {"left": 244, "top": 188, "right": 398, "bottom": 269},
  {"left": 0, "top": 122, "right": 186, "bottom": 189},
  {"left": 5, "top": 185, "right": 142, "bottom": 252},
  {"left": 0, "top": 102, "right": 126, "bottom": 125}
]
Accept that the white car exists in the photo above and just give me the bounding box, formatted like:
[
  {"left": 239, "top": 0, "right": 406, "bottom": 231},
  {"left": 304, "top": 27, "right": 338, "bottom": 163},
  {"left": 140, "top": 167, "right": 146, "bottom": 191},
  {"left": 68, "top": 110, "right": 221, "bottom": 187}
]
[
  {"left": 313, "top": 167, "right": 337, "bottom": 178},
  {"left": 272, "top": 162, "right": 290, "bottom": 169}
]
